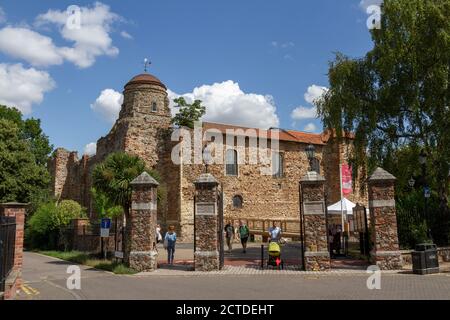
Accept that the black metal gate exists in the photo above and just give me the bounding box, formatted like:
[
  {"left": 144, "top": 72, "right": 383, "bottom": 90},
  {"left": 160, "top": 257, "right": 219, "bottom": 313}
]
[
  {"left": 353, "top": 204, "right": 370, "bottom": 260},
  {"left": 218, "top": 185, "right": 225, "bottom": 270},
  {"left": 298, "top": 183, "right": 306, "bottom": 271},
  {"left": 0, "top": 216, "right": 16, "bottom": 292}
]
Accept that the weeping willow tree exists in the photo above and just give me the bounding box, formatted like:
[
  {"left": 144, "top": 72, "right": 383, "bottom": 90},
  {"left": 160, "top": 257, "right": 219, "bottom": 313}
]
[{"left": 317, "top": 0, "right": 450, "bottom": 244}]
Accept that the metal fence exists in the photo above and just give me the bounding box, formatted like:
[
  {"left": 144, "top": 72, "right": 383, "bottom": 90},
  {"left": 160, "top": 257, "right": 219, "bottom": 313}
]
[{"left": 0, "top": 216, "right": 16, "bottom": 292}]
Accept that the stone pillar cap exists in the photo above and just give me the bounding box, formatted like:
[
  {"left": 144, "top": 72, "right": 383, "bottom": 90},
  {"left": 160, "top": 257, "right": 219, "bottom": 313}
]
[
  {"left": 130, "top": 172, "right": 159, "bottom": 186},
  {"left": 194, "top": 173, "right": 219, "bottom": 185},
  {"left": 368, "top": 167, "right": 396, "bottom": 182},
  {"left": 0, "top": 202, "right": 30, "bottom": 208},
  {"left": 300, "top": 171, "right": 326, "bottom": 183}
]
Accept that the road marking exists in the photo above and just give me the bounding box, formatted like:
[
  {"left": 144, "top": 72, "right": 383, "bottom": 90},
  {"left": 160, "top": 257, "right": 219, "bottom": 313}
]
[
  {"left": 21, "top": 284, "right": 40, "bottom": 296},
  {"left": 21, "top": 285, "right": 31, "bottom": 295}
]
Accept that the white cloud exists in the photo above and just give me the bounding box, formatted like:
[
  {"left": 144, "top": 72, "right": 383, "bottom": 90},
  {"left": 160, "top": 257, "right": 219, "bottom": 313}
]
[
  {"left": 359, "top": 0, "right": 383, "bottom": 10},
  {"left": 169, "top": 80, "right": 279, "bottom": 129},
  {"left": 290, "top": 106, "right": 317, "bottom": 120},
  {"left": 120, "top": 31, "right": 133, "bottom": 39},
  {"left": 0, "top": 7, "right": 6, "bottom": 24},
  {"left": 304, "top": 84, "right": 328, "bottom": 105},
  {"left": 271, "top": 41, "right": 294, "bottom": 48},
  {"left": 33, "top": 2, "right": 120, "bottom": 68},
  {"left": 0, "top": 63, "right": 55, "bottom": 114},
  {"left": 281, "top": 42, "right": 295, "bottom": 48},
  {"left": 290, "top": 85, "right": 328, "bottom": 122},
  {"left": 0, "top": 27, "right": 64, "bottom": 67},
  {"left": 303, "top": 123, "right": 317, "bottom": 132},
  {"left": 0, "top": 3, "right": 121, "bottom": 68},
  {"left": 84, "top": 142, "right": 97, "bottom": 156},
  {"left": 91, "top": 89, "right": 123, "bottom": 123}
]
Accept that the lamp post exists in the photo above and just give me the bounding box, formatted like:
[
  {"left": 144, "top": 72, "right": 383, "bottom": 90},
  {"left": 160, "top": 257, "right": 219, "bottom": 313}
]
[
  {"left": 305, "top": 144, "right": 315, "bottom": 172},
  {"left": 419, "top": 149, "right": 432, "bottom": 241}
]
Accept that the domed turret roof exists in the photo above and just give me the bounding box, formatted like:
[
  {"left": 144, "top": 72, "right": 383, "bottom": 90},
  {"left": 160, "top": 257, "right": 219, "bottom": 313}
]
[{"left": 125, "top": 73, "right": 166, "bottom": 90}]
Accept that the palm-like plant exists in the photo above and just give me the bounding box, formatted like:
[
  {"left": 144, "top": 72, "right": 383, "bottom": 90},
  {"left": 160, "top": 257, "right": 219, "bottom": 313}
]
[{"left": 92, "top": 152, "right": 161, "bottom": 218}]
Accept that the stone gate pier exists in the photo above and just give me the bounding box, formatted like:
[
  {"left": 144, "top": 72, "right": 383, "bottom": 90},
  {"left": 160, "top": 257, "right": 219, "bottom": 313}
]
[
  {"left": 368, "top": 168, "right": 403, "bottom": 270},
  {"left": 300, "top": 171, "right": 331, "bottom": 271},
  {"left": 194, "top": 173, "right": 221, "bottom": 271},
  {"left": 126, "top": 172, "right": 159, "bottom": 272}
]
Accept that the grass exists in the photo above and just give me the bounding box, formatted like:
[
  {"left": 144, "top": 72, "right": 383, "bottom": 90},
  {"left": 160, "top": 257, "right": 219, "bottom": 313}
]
[{"left": 38, "top": 250, "right": 138, "bottom": 275}]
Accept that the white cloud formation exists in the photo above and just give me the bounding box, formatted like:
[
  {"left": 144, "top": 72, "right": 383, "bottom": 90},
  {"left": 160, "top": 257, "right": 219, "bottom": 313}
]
[
  {"left": 304, "top": 84, "right": 328, "bottom": 105},
  {"left": 0, "top": 3, "right": 120, "bottom": 68},
  {"left": 10, "top": 1, "right": 121, "bottom": 68},
  {"left": 290, "top": 84, "right": 328, "bottom": 122},
  {"left": 169, "top": 80, "right": 279, "bottom": 129},
  {"left": 281, "top": 42, "right": 295, "bottom": 48},
  {"left": 271, "top": 41, "right": 294, "bottom": 48},
  {"left": 90, "top": 89, "right": 123, "bottom": 123},
  {"left": 84, "top": 142, "right": 97, "bottom": 156},
  {"left": 359, "top": 0, "right": 383, "bottom": 10},
  {"left": 120, "top": 31, "right": 133, "bottom": 39},
  {"left": 0, "top": 63, "right": 55, "bottom": 114},
  {"left": 303, "top": 123, "right": 317, "bottom": 132},
  {"left": 290, "top": 106, "right": 317, "bottom": 120},
  {"left": 0, "top": 7, "right": 6, "bottom": 24},
  {"left": 0, "top": 27, "right": 64, "bottom": 67}
]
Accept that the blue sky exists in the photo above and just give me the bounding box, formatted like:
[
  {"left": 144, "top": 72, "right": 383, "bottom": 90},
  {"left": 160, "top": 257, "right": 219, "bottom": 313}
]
[{"left": 0, "top": 0, "right": 378, "bottom": 155}]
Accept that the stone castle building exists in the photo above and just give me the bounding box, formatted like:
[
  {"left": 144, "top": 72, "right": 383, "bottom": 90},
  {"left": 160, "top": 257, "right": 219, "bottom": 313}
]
[{"left": 49, "top": 72, "right": 368, "bottom": 242}]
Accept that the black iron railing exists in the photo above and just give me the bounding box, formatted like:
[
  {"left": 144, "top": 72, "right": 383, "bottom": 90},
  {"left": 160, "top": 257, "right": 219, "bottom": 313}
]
[{"left": 0, "top": 216, "right": 16, "bottom": 292}]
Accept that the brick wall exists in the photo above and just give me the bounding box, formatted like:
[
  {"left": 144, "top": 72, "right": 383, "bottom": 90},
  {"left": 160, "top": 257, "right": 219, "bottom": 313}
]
[{"left": 1, "top": 203, "right": 26, "bottom": 300}]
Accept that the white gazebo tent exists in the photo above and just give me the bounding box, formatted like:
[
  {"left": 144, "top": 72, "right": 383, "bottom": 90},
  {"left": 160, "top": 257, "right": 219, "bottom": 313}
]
[
  {"left": 327, "top": 198, "right": 357, "bottom": 232},
  {"left": 327, "top": 198, "right": 356, "bottom": 216}
]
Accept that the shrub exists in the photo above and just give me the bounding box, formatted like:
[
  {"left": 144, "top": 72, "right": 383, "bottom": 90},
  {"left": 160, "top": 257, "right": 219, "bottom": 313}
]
[{"left": 27, "top": 200, "right": 86, "bottom": 250}]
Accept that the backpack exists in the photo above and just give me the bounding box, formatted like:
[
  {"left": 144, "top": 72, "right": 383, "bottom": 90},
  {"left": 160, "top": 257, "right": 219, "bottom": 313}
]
[{"left": 239, "top": 225, "right": 249, "bottom": 238}]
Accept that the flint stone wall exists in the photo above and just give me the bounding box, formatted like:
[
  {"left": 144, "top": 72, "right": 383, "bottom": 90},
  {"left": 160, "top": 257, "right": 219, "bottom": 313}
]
[{"left": 368, "top": 168, "right": 402, "bottom": 270}]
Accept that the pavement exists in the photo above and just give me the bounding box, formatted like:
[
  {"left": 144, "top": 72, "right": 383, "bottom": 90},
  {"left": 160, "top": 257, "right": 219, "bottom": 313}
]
[{"left": 15, "top": 251, "right": 450, "bottom": 300}]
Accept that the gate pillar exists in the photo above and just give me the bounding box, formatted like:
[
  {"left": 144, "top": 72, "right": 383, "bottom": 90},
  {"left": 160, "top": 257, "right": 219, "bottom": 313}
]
[
  {"left": 126, "top": 172, "right": 159, "bottom": 272},
  {"left": 368, "top": 168, "right": 402, "bottom": 270},
  {"left": 300, "top": 172, "right": 331, "bottom": 271},
  {"left": 0, "top": 203, "right": 26, "bottom": 292},
  {"left": 194, "top": 173, "right": 221, "bottom": 271}
]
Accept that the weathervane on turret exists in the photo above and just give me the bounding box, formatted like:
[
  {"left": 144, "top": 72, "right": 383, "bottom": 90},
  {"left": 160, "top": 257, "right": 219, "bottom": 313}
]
[{"left": 143, "top": 58, "right": 151, "bottom": 73}]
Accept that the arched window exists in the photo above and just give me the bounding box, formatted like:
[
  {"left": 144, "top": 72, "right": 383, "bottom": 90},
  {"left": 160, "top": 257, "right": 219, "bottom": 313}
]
[
  {"left": 225, "top": 149, "right": 238, "bottom": 176},
  {"left": 151, "top": 102, "right": 157, "bottom": 112},
  {"left": 232, "top": 195, "right": 243, "bottom": 209},
  {"left": 272, "top": 152, "right": 284, "bottom": 178},
  {"left": 311, "top": 158, "right": 320, "bottom": 174}
]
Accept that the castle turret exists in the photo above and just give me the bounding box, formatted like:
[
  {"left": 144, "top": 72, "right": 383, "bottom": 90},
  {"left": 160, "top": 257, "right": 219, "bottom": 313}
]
[
  {"left": 119, "top": 73, "right": 171, "bottom": 119},
  {"left": 96, "top": 72, "right": 172, "bottom": 167}
]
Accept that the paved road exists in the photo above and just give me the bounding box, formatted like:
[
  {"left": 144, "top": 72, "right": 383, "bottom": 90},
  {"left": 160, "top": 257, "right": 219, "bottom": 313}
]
[{"left": 17, "top": 252, "right": 450, "bottom": 300}]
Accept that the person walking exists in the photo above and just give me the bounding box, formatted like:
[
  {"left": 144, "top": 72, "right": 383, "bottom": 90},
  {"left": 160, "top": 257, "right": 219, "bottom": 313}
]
[
  {"left": 164, "top": 225, "right": 177, "bottom": 265},
  {"left": 268, "top": 222, "right": 282, "bottom": 243},
  {"left": 224, "top": 220, "right": 235, "bottom": 253},
  {"left": 156, "top": 224, "right": 162, "bottom": 244},
  {"left": 238, "top": 220, "right": 250, "bottom": 253}
]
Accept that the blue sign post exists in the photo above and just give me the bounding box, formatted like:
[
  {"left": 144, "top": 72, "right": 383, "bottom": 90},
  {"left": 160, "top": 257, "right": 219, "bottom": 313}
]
[{"left": 101, "top": 218, "right": 111, "bottom": 237}]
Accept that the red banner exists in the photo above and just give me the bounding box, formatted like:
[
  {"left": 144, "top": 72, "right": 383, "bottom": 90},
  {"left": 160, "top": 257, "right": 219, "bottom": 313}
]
[{"left": 341, "top": 164, "right": 352, "bottom": 195}]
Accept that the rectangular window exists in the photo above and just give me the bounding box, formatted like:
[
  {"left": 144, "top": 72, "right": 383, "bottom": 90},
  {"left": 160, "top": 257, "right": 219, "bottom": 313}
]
[
  {"left": 272, "top": 152, "right": 284, "bottom": 178},
  {"left": 225, "top": 149, "right": 238, "bottom": 176}
]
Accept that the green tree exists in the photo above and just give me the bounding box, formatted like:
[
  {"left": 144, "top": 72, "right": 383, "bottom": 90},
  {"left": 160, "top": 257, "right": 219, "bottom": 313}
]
[
  {"left": 90, "top": 187, "right": 123, "bottom": 219},
  {"left": 317, "top": 0, "right": 450, "bottom": 243},
  {"left": 91, "top": 152, "right": 162, "bottom": 218},
  {"left": 0, "top": 119, "right": 50, "bottom": 203},
  {"left": 0, "top": 105, "right": 53, "bottom": 166},
  {"left": 27, "top": 200, "right": 86, "bottom": 250},
  {"left": 171, "top": 97, "right": 206, "bottom": 129}
]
